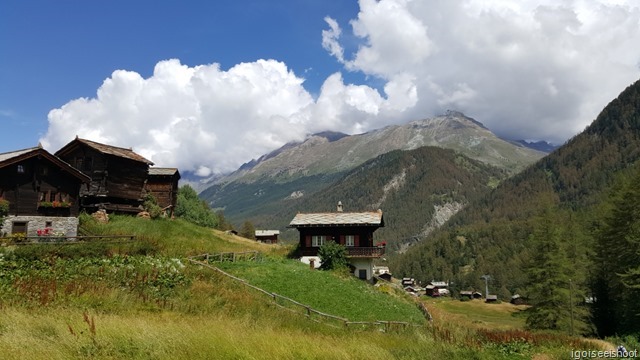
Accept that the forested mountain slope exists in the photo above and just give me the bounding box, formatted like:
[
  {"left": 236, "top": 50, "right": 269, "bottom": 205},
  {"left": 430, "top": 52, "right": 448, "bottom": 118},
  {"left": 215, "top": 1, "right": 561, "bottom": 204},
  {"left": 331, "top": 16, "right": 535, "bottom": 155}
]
[
  {"left": 266, "top": 146, "right": 507, "bottom": 248},
  {"left": 391, "top": 79, "right": 640, "bottom": 306}
]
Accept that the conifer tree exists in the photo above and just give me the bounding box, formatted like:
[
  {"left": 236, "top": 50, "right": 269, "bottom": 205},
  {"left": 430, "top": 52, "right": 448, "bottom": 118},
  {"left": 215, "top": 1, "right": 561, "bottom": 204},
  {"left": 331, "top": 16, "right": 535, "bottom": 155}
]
[
  {"left": 239, "top": 221, "right": 256, "bottom": 240},
  {"left": 593, "top": 167, "right": 640, "bottom": 335},
  {"left": 525, "top": 207, "right": 590, "bottom": 334}
]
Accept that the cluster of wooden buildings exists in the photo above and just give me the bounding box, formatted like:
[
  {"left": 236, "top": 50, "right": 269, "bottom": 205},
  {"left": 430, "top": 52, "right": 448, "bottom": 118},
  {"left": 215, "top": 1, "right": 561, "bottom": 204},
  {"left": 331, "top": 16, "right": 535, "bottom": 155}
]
[
  {"left": 1, "top": 137, "right": 388, "bottom": 283},
  {"left": 0, "top": 137, "right": 180, "bottom": 238}
]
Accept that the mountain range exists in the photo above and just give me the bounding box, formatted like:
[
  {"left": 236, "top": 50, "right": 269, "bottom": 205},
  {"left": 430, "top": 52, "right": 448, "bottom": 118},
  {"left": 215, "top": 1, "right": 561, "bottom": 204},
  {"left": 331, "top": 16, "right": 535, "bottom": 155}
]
[{"left": 199, "top": 111, "right": 547, "bottom": 233}]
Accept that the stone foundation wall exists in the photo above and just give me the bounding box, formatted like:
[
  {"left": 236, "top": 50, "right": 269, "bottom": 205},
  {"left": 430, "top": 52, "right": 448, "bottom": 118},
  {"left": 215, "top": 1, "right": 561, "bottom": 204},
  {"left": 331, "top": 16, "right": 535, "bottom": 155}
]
[{"left": 0, "top": 216, "right": 79, "bottom": 237}]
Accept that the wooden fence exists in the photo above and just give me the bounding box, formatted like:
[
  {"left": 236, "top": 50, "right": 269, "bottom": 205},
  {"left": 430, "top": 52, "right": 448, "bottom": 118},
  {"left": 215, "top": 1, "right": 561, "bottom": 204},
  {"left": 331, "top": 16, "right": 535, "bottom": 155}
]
[
  {"left": 187, "top": 254, "right": 425, "bottom": 332},
  {"left": 190, "top": 251, "right": 262, "bottom": 263}
]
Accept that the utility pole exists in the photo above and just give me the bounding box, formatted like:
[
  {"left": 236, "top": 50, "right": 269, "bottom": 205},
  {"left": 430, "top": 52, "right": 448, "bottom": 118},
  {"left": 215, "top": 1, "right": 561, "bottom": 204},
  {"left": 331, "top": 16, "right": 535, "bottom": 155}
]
[{"left": 480, "top": 275, "right": 491, "bottom": 298}]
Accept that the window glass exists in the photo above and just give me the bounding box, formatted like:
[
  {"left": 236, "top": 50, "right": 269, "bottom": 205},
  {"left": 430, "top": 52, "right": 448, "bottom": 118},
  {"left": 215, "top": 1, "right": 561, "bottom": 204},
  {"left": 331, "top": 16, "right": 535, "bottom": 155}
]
[
  {"left": 346, "top": 235, "right": 355, "bottom": 247},
  {"left": 312, "top": 235, "right": 325, "bottom": 247}
]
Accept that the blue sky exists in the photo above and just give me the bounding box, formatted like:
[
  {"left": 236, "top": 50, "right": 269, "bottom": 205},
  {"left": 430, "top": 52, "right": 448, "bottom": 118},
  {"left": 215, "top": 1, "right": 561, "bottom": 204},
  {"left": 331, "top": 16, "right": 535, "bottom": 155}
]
[
  {"left": 1, "top": 0, "right": 360, "bottom": 149},
  {"left": 2, "top": 1, "right": 640, "bottom": 175}
]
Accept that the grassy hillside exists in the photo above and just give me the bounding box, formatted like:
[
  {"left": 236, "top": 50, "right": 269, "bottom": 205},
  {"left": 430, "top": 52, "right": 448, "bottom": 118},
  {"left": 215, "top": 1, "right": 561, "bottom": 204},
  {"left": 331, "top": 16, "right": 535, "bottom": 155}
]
[
  {"left": 0, "top": 215, "right": 616, "bottom": 359},
  {"left": 217, "top": 259, "right": 423, "bottom": 322}
]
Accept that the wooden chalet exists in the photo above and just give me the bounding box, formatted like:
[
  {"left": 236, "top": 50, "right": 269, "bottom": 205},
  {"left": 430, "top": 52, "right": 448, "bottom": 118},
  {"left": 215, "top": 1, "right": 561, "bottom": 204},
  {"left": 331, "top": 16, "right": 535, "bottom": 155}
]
[
  {"left": 55, "top": 137, "right": 154, "bottom": 213},
  {"left": 288, "top": 202, "right": 385, "bottom": 280},
  {"left": 460, "top": 291, "right": 483, "bottom": 300},
  {"left": 0, "top": 146, "right": 90, "bottom": 237},
  {"left": 255, "top": 230, "right": 279, "bottom": 244},
  {"left": 486, "top": 294, "right": 498, "bottom": 303},
  {"left": 146, "top": 167, "right": 180, "bottom": 217},
  {"left": 510, "top": 294, "right": 527, "bottom": 305}
]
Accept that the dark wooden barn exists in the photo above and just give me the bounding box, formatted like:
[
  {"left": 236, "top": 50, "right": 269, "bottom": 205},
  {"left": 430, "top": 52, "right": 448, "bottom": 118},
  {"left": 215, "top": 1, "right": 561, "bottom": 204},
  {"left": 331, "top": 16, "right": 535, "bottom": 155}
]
[
  {"left": 146, "top": 167, "right": 181, "bottom": 217},
  {"left": 255, "top": 230, "right": 280, "bottom": 244},
  {"left": 0, "top": 146, "right": 90, "bottom": 236},
  {"left": 55, "top": 137, "right": 154, "bottom": 213}
]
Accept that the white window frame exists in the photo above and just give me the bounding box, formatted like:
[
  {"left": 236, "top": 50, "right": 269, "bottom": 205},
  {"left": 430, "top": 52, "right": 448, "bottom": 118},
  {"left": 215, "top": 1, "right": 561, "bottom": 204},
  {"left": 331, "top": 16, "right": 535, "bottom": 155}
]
[
  {"left": 312, "top": 235, "right": 325, "bottom": 247},
  {"left": 345, "top": 235, "right": 355, "bottom": 247}
]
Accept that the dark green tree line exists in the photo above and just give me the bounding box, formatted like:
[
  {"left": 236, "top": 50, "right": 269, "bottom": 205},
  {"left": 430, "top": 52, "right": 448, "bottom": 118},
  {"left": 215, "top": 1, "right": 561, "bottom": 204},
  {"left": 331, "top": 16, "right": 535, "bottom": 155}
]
[{"left": 592, "top": 167, "right": 640, "bottom": 336}]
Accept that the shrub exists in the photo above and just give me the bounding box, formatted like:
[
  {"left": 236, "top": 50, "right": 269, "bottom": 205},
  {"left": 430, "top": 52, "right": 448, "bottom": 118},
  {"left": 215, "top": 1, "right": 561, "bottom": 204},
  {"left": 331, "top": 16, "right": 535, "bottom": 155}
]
[
  {"left": 318, "top": 241, "right": 348, "bottom": 271},
  {"left": 143, "top": 193, "right": 163, "bottom": 219},
  {"left": 0, "top": 199, "right": 9, "bottom": 217},
  {"left": 0, "top": 199, "right": 9, "bottom": 226}
]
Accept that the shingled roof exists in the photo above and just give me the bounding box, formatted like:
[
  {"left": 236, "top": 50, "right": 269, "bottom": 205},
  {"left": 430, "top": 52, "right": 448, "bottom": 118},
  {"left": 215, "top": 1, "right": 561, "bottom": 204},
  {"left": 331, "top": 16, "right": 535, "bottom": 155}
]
[
  {"left": 0, "top": 147, "right": 37, "bottom": 163},
  {"left": 255, "top": 230, "right": 280, "bottom": 236},
  {"left": 55, "top": 137, "right": 154, "bottom": 165},
  {"left": 148, "top": 167, "right": 180, "bottom": 176},
  {"left": 289, "top": 210, "right": 384, "bottom": 227},
  {"left": 0, "top": 146, "right": 90, "bottom": 182}
]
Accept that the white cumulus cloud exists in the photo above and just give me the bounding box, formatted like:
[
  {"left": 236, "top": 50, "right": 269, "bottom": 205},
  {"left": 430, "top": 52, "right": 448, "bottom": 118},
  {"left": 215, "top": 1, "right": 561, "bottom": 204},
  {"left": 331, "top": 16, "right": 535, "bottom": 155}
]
[
  {"left": 41, "top": 0, "right": 640, "bottom": 176},
  {"left": 327, "top": 0, "right": 640, "bottom": 143},
  {"left": 41, "top": 59, "right": 408, "bottom": 174}
]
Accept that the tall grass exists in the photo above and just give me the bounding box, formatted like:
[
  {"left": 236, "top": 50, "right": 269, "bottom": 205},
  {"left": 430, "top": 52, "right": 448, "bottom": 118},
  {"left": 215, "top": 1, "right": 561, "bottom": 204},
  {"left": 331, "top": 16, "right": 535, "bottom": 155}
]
[{"left": 0, "top": 215, "right": 608, "bottom": 359}]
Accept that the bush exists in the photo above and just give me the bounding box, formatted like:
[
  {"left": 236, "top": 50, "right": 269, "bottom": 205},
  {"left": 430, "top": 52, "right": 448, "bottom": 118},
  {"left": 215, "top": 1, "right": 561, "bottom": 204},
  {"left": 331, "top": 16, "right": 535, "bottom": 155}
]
[
  {"left": 0, "top": 199, "right": 9, "bottom": 227},
  {"left": 143, "top": 193, "right": 163, "bottom": 219},
  {"left": 318, "top": 241, "right": 348, "bottom": 271},
  {"left": 0, "top": 199, "right": 9, "bottom": 217},
  {"left": 174, "top": 185, "right": 218, "bottom": 228}
]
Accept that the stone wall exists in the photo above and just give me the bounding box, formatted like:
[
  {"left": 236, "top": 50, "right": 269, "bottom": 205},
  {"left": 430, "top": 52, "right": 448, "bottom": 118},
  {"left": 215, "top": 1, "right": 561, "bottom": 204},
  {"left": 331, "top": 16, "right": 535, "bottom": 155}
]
[{"left": 0, "top": 215, "right": 79, "bottom": 237}]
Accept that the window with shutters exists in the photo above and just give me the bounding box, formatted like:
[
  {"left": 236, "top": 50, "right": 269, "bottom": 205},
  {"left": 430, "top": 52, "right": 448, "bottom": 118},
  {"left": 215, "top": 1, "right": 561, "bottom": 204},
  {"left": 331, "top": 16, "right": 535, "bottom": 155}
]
[
  {"left": 312, "top": 235, "right": 325, "bottom": 247},
  {"left": 345, "top": 235, "right": 355, "bottom": 247}
]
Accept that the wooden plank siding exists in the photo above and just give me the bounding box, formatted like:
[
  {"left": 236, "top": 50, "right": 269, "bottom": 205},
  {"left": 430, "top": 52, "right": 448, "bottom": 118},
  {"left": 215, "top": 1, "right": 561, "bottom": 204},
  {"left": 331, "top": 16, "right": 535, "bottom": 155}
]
[
  {"left": 55, "top": 138, "right": 153, "bottom": 213},
  {"left": 146, "top": 168, "right": 180, "bottom": 216},
  {"left": 0, "top": 148, "right": 88, "bottom": 217}
]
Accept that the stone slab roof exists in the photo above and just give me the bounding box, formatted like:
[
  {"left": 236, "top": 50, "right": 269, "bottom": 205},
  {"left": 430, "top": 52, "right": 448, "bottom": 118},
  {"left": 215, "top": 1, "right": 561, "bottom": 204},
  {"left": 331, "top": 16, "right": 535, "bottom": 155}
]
[{"left": 289, "top": 210, "right": 383, "bottom": 227}]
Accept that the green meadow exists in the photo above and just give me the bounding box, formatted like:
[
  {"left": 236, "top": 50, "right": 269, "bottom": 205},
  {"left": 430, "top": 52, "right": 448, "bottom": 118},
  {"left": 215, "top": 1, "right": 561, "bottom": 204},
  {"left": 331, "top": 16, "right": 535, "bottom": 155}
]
[{"left": 0, "top": 215, "right": 611, "bottom": 359}]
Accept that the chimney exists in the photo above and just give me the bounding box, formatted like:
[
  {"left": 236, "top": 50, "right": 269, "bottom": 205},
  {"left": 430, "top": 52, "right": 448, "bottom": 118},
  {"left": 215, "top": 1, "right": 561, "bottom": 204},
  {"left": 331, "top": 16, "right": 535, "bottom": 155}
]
[{"left": 337, "top": 201, "right": 343, "bottom": 212}]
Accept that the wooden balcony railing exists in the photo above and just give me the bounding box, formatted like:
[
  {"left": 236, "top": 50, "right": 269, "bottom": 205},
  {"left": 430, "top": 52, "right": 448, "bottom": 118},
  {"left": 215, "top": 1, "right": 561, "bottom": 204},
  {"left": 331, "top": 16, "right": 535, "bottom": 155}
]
[
  {"left": 346, "top": 247, "right": 385, "bottom": 258},
  {"left": 300, "top": 246, "right": 386, "bottom": 258}
]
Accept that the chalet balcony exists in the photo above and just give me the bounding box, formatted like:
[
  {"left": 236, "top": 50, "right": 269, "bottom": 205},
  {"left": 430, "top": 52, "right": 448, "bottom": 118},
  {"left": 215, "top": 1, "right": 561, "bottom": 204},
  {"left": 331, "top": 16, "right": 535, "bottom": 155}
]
[
  {"left": 300, "top": 246, "right": 385, "bottom": 258},
  {"left": 346, "top": 247, "right": 385, "bottom": 258}
]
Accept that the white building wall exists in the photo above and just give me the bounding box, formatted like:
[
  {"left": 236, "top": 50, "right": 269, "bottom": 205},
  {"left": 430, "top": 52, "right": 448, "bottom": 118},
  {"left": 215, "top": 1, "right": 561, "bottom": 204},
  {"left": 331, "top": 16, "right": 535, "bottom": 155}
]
[
  {"left": 0, "top": 215, "right": 79, "bottom": 237},
  {"left": 349, "top": 258, "right": 374, "bottom": 281}
]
